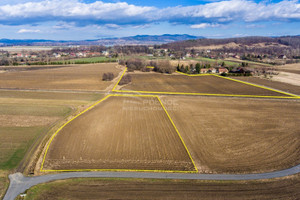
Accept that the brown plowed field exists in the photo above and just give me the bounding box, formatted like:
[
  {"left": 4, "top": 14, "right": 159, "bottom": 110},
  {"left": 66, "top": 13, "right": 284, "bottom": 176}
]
[
  {"left": 162, "top": 96, "right": 300, "bottom": 173},
  {"left": 0, "top": 63, "right": 120, "bottom": 91},
  {"left": 234, "top": 76, "right": 300, "bottom": 95},
  {"left": 43, "top": 96, "right": 194, "bottom": 171},
  {"left": 120, "top": 73, "right": 289, "bottom": 96}
]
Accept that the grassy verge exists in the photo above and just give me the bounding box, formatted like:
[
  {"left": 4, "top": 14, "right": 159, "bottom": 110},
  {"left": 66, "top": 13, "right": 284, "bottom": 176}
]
[{"left": 0, "top": 171, "right": 9, "bottom": 200}]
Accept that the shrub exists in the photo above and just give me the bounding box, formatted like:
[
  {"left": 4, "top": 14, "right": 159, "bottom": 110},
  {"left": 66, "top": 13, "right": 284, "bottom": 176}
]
[
  {"left": 118, "top": 74, "right": 132, "bottom": 85},
  {"left": 154, "top": 60, "right": 175, "bottom": 74},
  {"left": 102, "top": 72, "right": 115, "bottom": 81}
]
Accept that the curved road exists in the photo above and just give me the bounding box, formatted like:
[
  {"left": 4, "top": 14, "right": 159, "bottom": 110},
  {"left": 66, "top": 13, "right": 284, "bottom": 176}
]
[{"left": 4, "top": 163, "right": 300, "bottom": 200}]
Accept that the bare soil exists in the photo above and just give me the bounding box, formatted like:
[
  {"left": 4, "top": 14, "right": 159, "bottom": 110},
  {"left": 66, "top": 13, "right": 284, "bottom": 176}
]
[
  {"left": 43, "top": 96, "right": 194, "bottom": 171},
  {"left": 0, "top": 63, "right": 120, "bottom": 91},
  {"left": 120, "top": 73, "right": 288, "bottom": 97},
  {"left": 162, "top": 96, "right": 300, "bottom": 173},
  {"left": 235, "top": 76, "right": 300, "bottom": 95},
  {"left": 23, "top": 175, "right": 300, "bottom": 200}
]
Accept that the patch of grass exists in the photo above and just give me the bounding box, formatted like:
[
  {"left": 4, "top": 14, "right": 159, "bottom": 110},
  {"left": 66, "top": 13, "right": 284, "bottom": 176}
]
[
  {"left": 0, "top": 172, "right": 9, "bottom": 200},
  {"left": 0, "top": 127, "right": 46, "bottom": 170},
  {"left": 0, "top": 105, "right": 72, "bottom": 117},
  {"left": 70, "top": 56, "right": 117, "bottom": 64},
  {"left": 187, "top": 57, "right": 240, "bottom": 67}
]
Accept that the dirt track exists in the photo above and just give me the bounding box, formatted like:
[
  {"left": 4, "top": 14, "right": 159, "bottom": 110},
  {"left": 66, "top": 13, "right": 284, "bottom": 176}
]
[
  {"left": 43, "top": 96, "right": 194, "bottom": 171},
  {"left": 121, "top": 73, "right": 288, "bottom": 96}
]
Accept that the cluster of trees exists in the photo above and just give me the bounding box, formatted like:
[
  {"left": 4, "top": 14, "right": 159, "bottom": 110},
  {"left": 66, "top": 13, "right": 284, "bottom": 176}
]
[
  {"left": 102, "top": 72, "right": 115, "bottom": 81},
  {"left": 118, "top": 74, "right": 132, "bottom": 85},
  {"left": 177, "top": 63, "right": 212, "bottom": 74},
  {"left": 119, "top": 58, "right": 175, "bottom": 74},
  {"left": 161, "top": 36, "right": 300, "bottom": 60}
]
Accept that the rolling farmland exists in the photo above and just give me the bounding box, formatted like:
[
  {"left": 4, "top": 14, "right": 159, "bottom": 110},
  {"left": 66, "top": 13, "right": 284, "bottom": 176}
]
[
  {"left": 162, "top": 96, "right": 300, "bottom": 173},
  {"left": 0, "top": 63, "right": 121, "bottom": 91},
  {"left": 43, "top": 95, "right": 195, "bottom": 172},
  {"left": 119, "top": 73, "right": 290, "bottom": 97}
]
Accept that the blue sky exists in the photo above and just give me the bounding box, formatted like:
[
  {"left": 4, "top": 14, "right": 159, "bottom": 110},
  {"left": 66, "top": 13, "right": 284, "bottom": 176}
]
[{"left": 0, "top": 0, "right": 299, "bottom": 40}]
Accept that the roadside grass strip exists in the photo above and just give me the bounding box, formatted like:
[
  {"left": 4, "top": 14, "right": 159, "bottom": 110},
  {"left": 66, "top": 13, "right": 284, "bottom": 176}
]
[{"left": 41, "top": 94, "right": 198, "bottom": 173}]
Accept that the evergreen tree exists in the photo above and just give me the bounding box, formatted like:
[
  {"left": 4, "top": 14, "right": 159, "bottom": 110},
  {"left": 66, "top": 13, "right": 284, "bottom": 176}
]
[{"left": 195, "top": 63, "right": 201, "bottom": 73}]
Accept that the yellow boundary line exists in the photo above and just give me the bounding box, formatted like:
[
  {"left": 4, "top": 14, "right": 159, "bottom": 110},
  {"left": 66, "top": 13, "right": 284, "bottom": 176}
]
[
  {"left": 40, "top": 95, "right": 111, "bottom": 171},
  {"left": 176, "top": 71, "right": 299, "bottom": 98},
  {"left": 41, "top": 94, "right": 198, "bottom": 173},
  {"left": 112, "top": 89, "right": 298, "bottom": 99},
  {"left": 176, "top": 71, "right": 212, "bottom": 76},
  {"left": 157, "top": 97, "right": 198, "bottom": 172},
  {"left": 112, "top": 67, "right": 127, "bottom": 91},
  {"left": 112, "top": 68, "right": 299, "bottom": 99}
]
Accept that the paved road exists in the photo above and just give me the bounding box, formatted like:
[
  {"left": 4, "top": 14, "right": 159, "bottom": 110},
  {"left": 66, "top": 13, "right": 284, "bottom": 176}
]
[{"left": 4, "top": 163, "right": 300, "bottom": 200}]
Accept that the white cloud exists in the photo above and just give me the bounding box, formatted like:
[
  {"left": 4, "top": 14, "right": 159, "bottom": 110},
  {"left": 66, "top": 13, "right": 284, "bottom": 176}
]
[
  {"left": 246, "top": 24, "right": 265, "bottom": 28},
  {"left": 0, "top": 0, "right": 299, "bottom": 27},
  {"left": 17, "top": 28, "right": 41, "bottom": 33},
  {"left": 190, "top": 23, "right": 220, "bottom": 29},
  {"left": 105, "top": 24, "right": 121, "bottom": 29}
]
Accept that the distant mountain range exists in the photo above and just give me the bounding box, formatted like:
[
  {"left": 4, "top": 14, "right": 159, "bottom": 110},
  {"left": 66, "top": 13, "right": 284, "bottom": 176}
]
[{"left": 0, "top": 34, "right": 203, "bottom": 46}]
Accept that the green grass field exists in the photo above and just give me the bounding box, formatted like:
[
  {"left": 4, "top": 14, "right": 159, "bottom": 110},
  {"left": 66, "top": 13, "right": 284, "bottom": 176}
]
[
  {"left": 186, "top": 57, "right": 240, "bottom": 67},
  {"left": 70, "top": 56, "right": 117, "bottom": 63},
  {"left": 0, "top": 127, "right": 46, "bottom": 170},
  {"left": 0, "top": 92, "right": 103, "bottom": 171}
]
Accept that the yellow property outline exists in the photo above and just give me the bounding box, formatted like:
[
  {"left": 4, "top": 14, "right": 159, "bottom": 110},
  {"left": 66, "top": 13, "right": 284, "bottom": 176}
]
[
  {"left": 41, "top": 94, "right": 198, "bottom": 173},
  {"left": 112, "top": 68, "right": 300, "bottom": 99}
]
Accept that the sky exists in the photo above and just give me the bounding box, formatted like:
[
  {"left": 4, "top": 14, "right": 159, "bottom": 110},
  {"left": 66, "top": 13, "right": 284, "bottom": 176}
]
[{"left": 0, "top": 0, "right": 299, "bottom": 40}]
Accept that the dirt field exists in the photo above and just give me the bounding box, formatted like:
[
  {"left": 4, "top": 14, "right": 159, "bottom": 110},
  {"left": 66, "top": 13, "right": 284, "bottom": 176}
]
[
  {"left": 0, "top": 63, "right": 121, "bottom": 91},
  {"left": 120, "top": 73, "right": 289, "bottom": 97},
  {"left": 162, "top": 96, "right": 300, "bottom": 173},
  {"left": 275, "top": 63, "right": 300, "bottom": 74},
  {"left": 235, "top": 76, "right": 300, "bottom": 95},
  {"left": 21, "top": 175, "right": 300, "bottom": 200},
  {"left": 43, "top": 95, "right": 194, "bottom": 171}
]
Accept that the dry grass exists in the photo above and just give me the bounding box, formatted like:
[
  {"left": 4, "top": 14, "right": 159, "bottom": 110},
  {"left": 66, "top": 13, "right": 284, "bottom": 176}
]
[
  {"left": 0, "top": 171, "right": 9, "bottom": 200},
  {"left": 0, "top": 90, "right": 104, "bottom": 101},
  {"left": 162, "top": 96, "right": 300, "bottom": 173},
  {"left": 120, "top": 73, "right": 287, "bottom": 96},
  {"left": 0, "top": 115, "right": 60, "bottom": 127},
  {"left": 0, "top": 63, "right": 120, "bottom": 91},
  {"left": 43, "top": 96, "right": 194, "bottom": 171}
]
